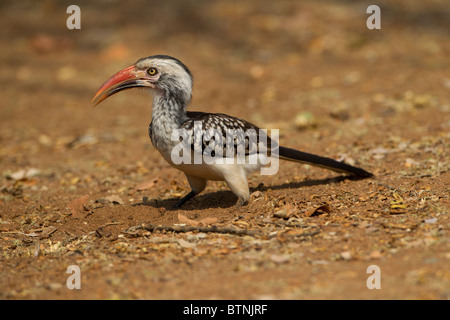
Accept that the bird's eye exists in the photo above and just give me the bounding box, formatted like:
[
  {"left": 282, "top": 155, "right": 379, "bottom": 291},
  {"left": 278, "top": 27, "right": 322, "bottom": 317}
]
[{"left": 147, "top": 67, "right": 158, "bottom": 76}]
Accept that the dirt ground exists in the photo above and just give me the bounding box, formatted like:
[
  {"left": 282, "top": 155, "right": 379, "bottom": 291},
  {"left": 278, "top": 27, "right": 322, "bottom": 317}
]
[{"left": 0, "top": 0, "right": 449, "bottom": 300}]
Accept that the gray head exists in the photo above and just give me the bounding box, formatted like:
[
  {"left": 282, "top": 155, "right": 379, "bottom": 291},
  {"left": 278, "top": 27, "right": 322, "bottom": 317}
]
[{"left": 92, "top": 55, "right": 193, "bottom": 107}]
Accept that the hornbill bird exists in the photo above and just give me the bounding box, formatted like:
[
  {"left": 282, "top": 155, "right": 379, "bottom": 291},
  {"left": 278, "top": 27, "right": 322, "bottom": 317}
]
[{"left": 92, "top": 55, "right": 372, "bottom": 208}]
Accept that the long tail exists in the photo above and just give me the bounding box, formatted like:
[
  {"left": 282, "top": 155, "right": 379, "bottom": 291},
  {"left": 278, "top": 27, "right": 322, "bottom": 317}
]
[{"left": 279, "top": 146, "right": 373, "bottom": 178}]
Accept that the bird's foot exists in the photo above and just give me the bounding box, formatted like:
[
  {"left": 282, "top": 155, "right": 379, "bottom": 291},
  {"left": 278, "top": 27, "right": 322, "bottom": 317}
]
[{"left": 235, "top": 197, "right": 248, "bottom": 212}]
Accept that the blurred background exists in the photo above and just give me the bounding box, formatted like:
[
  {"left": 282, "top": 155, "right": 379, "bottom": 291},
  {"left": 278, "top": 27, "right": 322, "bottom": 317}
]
[
  {"left": 0, "top": 0, "right": 449, "bottom": 299},
  {"left": 0, "top": 0, "right": 448, "bottom": 168}
]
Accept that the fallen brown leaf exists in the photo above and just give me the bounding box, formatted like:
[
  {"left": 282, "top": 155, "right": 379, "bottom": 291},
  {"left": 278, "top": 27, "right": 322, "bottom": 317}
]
[
  {"left": 198, "top": 217, "right": 218, "bottom": 226},
  {"left": 178, "top": 214, "right": 199, "bottom": 226},
  {"left": 96, "top": 195, "right": 123, "bottom": 205},
  {"left": 67, "top": 194, "right": 90, "bottom": 217},
  {"left": 41, "top": 226, "right": 57, "bottom": 237},
  {"left": 178, "top": 214, "right": 218, "bottom": 226},
  {"left": 273, "top": 202, "right": 297, "bottom": 219},
  {"left": 305, "top": 203, "right": 332, "bottom": 217}
]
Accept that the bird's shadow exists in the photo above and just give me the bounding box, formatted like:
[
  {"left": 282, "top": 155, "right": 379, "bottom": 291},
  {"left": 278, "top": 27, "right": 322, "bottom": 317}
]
[{"left": 133, "top": 175, "right": 366, "bottom": 211}]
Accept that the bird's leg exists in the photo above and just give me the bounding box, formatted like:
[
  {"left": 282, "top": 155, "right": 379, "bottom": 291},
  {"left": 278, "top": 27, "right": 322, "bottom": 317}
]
[
  {"left": 174, "top": 191, "right": 198, "bottom": 208},
  {"left": 223, "top": 170, "right": 250, "bottom": 209},
  {"left": 173, "top": 174, "right": 206, "bottom": 209}
]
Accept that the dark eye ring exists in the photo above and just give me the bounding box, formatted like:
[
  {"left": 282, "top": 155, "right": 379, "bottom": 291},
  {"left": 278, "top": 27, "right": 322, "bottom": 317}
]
[{"left": 147, "top": 67, "right": 158, "bottom": 76}]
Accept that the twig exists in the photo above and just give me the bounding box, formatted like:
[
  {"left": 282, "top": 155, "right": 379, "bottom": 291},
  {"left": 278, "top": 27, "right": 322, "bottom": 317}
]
[
  {"left": 97, "top": 222, "right": 121, "bottom": 229},
  {"left": 144, "top": 224, "right": 263, "bottom": 237},
  {"left": 255, "top": 218, "right": 319, "bottom": 229},
  {"left": 123, "top": 223, "right": 321, "bottom": 239},
  {"left": 123, "top": 224, "right": 264, "bottom": 237}
]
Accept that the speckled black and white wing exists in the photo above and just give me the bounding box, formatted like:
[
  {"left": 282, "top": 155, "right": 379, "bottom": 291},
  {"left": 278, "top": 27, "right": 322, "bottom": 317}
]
[{"left": 177, "top": 112, "right": 277, "bottom": 159}]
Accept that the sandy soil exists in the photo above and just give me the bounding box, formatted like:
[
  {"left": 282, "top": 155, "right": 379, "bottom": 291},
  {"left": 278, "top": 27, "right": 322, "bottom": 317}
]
[{"left": 0, "top": 0, "right": 449, "bottom": 299}]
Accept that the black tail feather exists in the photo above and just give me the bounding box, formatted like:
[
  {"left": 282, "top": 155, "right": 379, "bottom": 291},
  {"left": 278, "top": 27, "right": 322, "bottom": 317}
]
[{"left": 279, "top": 146, "right": 373, "bottom": 178}]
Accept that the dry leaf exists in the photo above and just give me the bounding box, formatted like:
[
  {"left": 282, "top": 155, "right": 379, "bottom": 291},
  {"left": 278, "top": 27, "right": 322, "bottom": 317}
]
[
  {"left": 404, "top": 158, "right": 419, "bottom": 167},
  {"left": 23, "top": 232, "right": 39, "bottom": 237},
  {"left": 7, "top": 168, "right": 40, "bottom": 181},
  {"left": 382, "top": 222, "right": 418, "bottom": 230},
  {"left": 136, "top": 177, "right": 160, "bottom": 191},
  {"left": 273, "top": 203, "right": 297, "bottom": 219},
  {"left": 41, "top": 226, "right": 57, "bottom": 237},
  {"left": 177, "top": 239, "right": 197, "bottom": 248},
  {"left": 424, "top": 217, "right": 437, "bottom": 224},
  {"left": 178, "top": 214, "right": 199, "bottom": 226},
  {"left": 367, "top": 250, "right": 383, "bottom": 260},
  {"left": 340, "top": 251, "right": 352, "bottom": 261},
  {"left": 270, "top": 254, "right": 290, "bottom": 264},
  {"left": 67, "top": 134, "right": 98, "bottom": 149},
  {"left": 177, "top": 214, "right": 217, "bottom": 226},
  {"left": 96, "top": 195, "right": 123, "bottom": 205},
  {"left": 67, "top": 194, "right": 90, "bottom": 216},
  {"left": 294, "top": 111, "right": 316, "bottom": 130},
  {"left": 305, "top": 203, "right": 331, "bottom": 217},
  {"left": 250, "top": 191, "right": 264, "bottom": 200},
  {"left": 198, "top": 217, "right": 218, "bottom": 226},
  {"left": 390, "top": 193, "right": 406, "bottom": 211}
]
